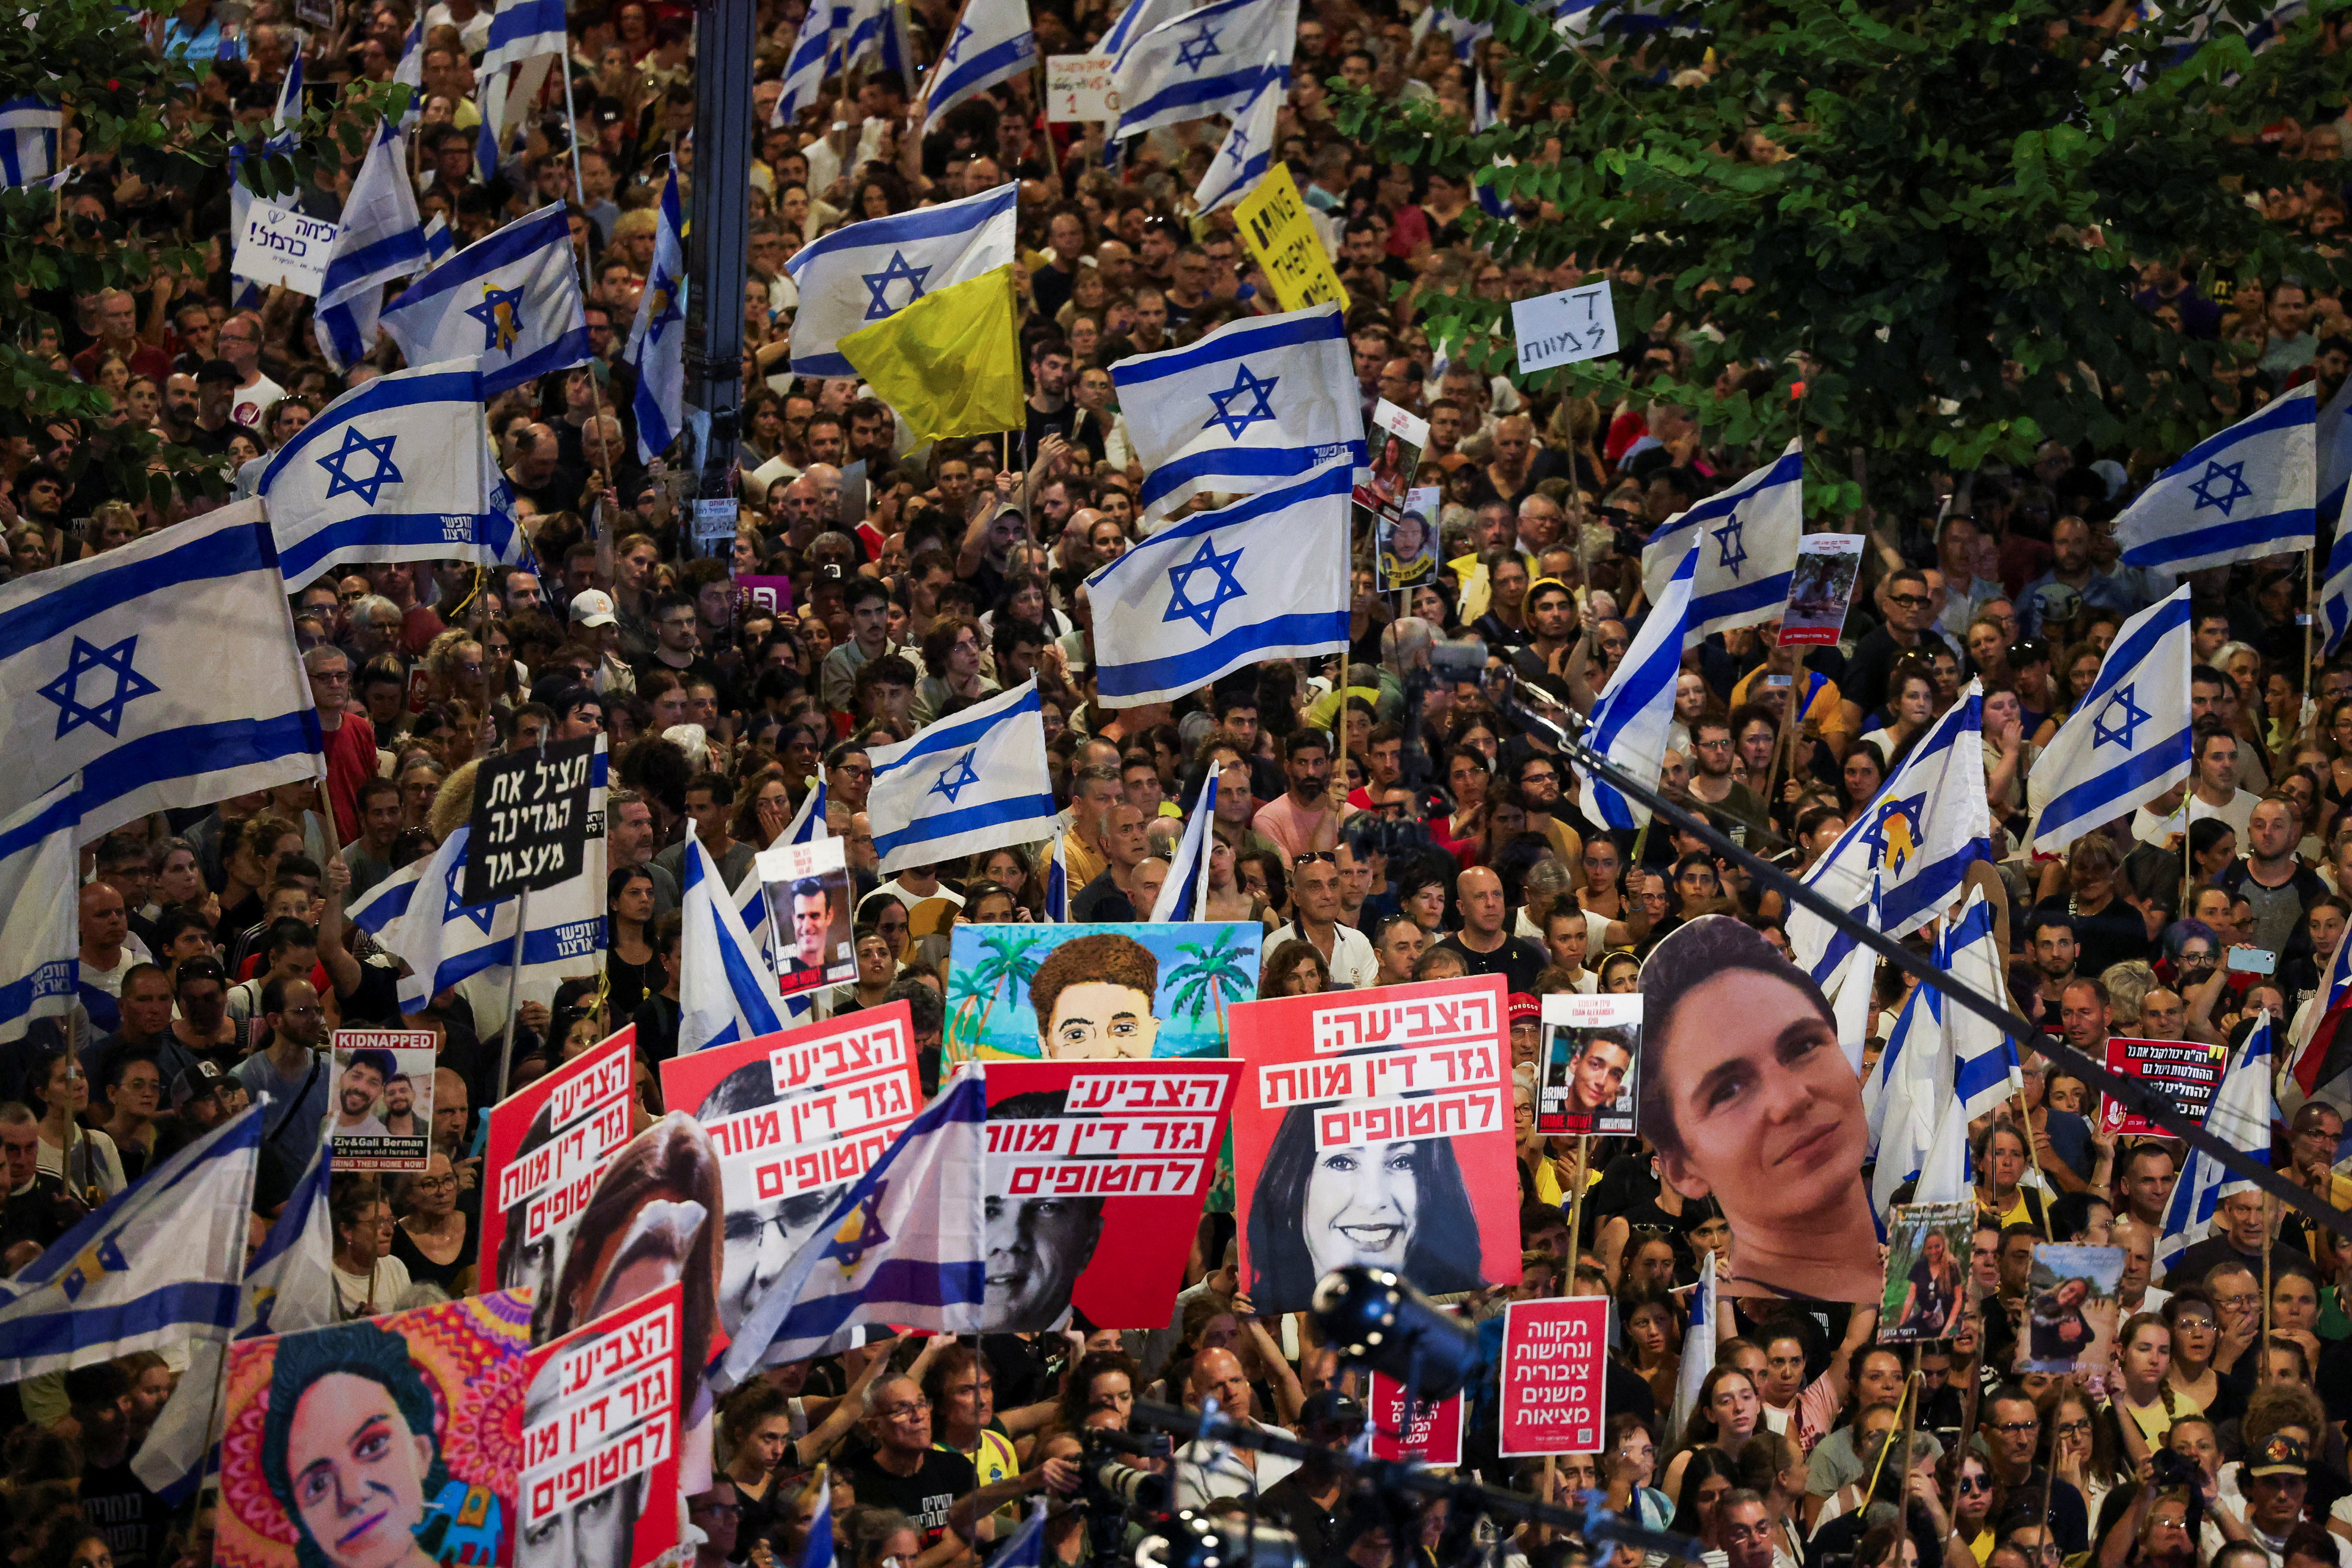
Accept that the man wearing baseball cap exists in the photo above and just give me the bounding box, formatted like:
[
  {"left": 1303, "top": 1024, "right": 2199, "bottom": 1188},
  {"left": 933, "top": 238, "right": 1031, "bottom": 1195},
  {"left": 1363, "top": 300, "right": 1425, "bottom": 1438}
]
[
  {"left": 1508, "top": 992, "right": 1541, "bottom": 1072},
  {"left": 2235, "top": 1435, "right": 2337, "bottom": 1563},
  {"left": 1259, "top": 1390, "right": 1364, "bottom": 1563},
  {"left": 570, "top": 589, "right": 637, "bottom": 697}
]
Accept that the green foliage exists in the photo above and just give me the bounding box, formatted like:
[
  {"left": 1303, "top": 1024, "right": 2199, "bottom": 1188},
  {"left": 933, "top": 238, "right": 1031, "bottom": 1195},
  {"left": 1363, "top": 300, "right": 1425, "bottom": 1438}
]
[{"left": 1336, "top": 0, "right": 2352, "bottom": 501}]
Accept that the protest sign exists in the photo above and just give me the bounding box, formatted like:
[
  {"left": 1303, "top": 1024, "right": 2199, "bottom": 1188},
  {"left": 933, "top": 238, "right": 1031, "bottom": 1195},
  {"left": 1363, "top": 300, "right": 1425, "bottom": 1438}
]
[
  {"left": 1535, "top": 993, "right": 1640, "bottom": 1137},
  {"left": 233, "top": 198, "right": 336, "bottom": 295},
  {"left": 2018, "top": 1244, "right": 2125, "bottom": 1375},
  {"left": 1379, "top": 485, "right": 1440, "bottom": 593},
  {"left": 479, "top": 1028, "right": 638, "bottom": 1298},
  {"left": 1229, "top": 975, "right": 1520, "bottom": 1314},
  {"left": 518, "top": 1283, "right": 682, "bottom": 1568},
  {"left": 1045, "top": 54, "right": 1119, "bottom": 121},
  {"left": 946, "top": 921, "right": 1259, "bottom": 1063},
  {"left": 325, "top": 1028, "right": 435, "bottom": 1172},
  {"left": 464, "top": 735, "right": 598, "bottom": 905},
  {"left": 1365, "top": 1370, "right": 1464, "bottom": 1465},
  {"left": 1498, "top": 1298, "right": 1610, "bottom": 1457},
  {"left": 1879, "top": 1201, "right": 1972, "bottom": 1343},
  {"left": 982, "top": 1059, "right": 1243, "bottom": 1331},
  {"left": 2098, "top": 1036, "right": 2228, "bottom": 1136},
  {"left": 1235, "top": 164, "right": 1350, "bottom": 313},
  {"left": 1779, "top": 534, "right": 1866, "bottom": 647},
  {"left": 1356, "top": 399, "right": 1427, "bottom": 523},
  {"left": 756, "top": 835, "right": 856, "bottom": 998},
  {"left": 216, "top": 1291, "right": 533, "bottom": 1568},
  {"left": 734, "top": 573, "right": 794, "bottom": 617},
  {"left": 660, "top": 1005, "right": 924, "bottom": 1343},
  {"left": 1510, "top": 282, "right": 1618, "bottom": 376}
]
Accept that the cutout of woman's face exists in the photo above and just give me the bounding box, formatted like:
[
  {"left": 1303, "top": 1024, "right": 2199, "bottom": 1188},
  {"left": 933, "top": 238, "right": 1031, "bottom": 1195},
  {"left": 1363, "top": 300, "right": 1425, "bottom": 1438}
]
[
  {"left": 286, "top": 1373, "right": 434, "bottom": 1568},
  {"left": 1301, "top": 1140, "right": 1420, "bottom": 1279}
]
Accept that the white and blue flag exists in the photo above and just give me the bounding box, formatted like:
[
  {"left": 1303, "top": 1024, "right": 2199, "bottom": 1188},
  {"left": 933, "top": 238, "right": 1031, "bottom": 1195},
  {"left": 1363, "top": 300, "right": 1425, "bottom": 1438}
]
[
  {"left": 772, "top": 0, "right": 852, "bottom": 128},
  {"left": 2116, "top": 382, "right": 2316, "bottom": 576},
  {"left": 381, "top": 201, "right": 591, "bottom": 396},
  {"left": 0, "top": 1104, "right": 262, "bottom": 1382},
  {"left": 1104, "top": 0, "right": 1196, "bottom": 59},
  {"left": 783, "top": 182, "right": 1017, "bottom": 377},
  {"left": 479, "top": 0, "right": 567, "bottom": 76},
  {"left": 742, "top": 777, "right": 829, "bottom": 969},
  {"left": 1666, "top": 1249, "right": 1714, "bottom": 1445},
  {"left": 923, "top": 0, "right": 1038, "bottom": 133},
  {"left": 2028, "top": 585, "right": 2192, "bottom": 851},
  {"left": 259, "top": 357, "right": 489, "bottom": 591},
  {"left": 1572, "top": 537, "right": 1693, "bottom": 830},
  {"left": 0, "top": 497, "right": 321, "bottom": 842},
  {"left": 715, "top": 1064, "right": 986, "bottom": 1385},
  {"left": 1112, "top": 302, "right": 1364, "bottom": 522},
  {"left": 2156, "top": 1010, "right": 2275, "bottom": 1278},
  {"left": 1864, "top": 963, "right": 1949, "bottom": 1214},
  {"left": 626, "top": 170, "right": 687, "bottom": 464},
  {"left": 1044, "top": 834, "right": 1070, "bottom": 923},
  {"left": 1114, "top": 0, "right": 1297, "bottom": 141},
  {"left": 313, "top": 128, "right": 428, "bottom": 372},
  {"left": 868, "top": 679, "right": 1056, "bottom": 873},
  {"left": 1944, "top": 884, "right": 2022, "bottom": 1120},
  {"left": 798, "top": 1468, "right": 836, "bottom": 1568},
  {"left": 423, "top": 212, "right": 453, "bottom": 262},
  {"left": 1089, "top": 465, "right": 1351, "bottom": 707},
  {"left": 0, "top": 97, "right": 64, "bottom": 189},
  {"left": 1192, "top": 62, "right": 1282, "bottom": 215},
  {"left": 0, "top": 777, "right": 80, "bottom": 1046},
  {"left": 681, "top": 821, "right": 785, "bottom": 1055},
  {"left": 1148, "top": 772, "right": 1218, "bottom": 921},
  {"left": 2317, "top": 374, "right": 2352, "bottom": 653},
  {"left": 1640, "top": 438, "right": 1804, "bottom": 646},
  {"left": 995, "top": 1508, "right": 1049, "bottom": 1568},
  {"left": 391, "top": 12, "right": 425, "bottom": 127}
]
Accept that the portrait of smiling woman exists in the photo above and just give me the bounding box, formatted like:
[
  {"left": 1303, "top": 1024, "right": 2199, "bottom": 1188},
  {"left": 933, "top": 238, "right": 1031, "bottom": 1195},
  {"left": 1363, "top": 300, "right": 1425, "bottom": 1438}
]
[
  {"left": 1635, "top": 915, "right": 1880, "bottom": 1301},
  {"left": 1244, "top": 1101, "right": 1485, "bottom": 1311}
]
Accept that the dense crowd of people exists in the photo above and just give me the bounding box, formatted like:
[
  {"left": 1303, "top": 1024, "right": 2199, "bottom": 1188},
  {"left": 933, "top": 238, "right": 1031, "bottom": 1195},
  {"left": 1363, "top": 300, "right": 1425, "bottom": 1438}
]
[{"left": 7, "top": 1, "right": 2352, "bottom": 1568}]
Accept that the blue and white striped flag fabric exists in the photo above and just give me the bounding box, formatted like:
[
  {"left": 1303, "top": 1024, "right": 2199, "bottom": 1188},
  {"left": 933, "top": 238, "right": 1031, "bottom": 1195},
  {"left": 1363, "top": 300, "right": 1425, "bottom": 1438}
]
[
  {"left": 423, "top": 212, "right": 453, "bottom": 261},
  {"left": 1640, "top": 437, "right": 1804, "bottom": 647},
  {"left": 0, "top": 1103, "right": 262, "bottom": 1382},
  {"left": 0, "top": 97, "right": 65, "bottom": 189},
  {"left": 715, "top": 1064, "right": 986, "bottom": 1385},
  {"left": 1104, "top": 0, "right": 1195, "bottom": 61},
  {"left": 2317, "top": 374, "right": 2352, "bottom": 653},
  {"left": 626, "top": 170, "right": 686, "bottom": 464},
  {"left": 783, "top": 182, "right": 1017, "bottom": 376},
  {"left": 1666, "top": 1250, "right": 1714, "bottom": 1446},
  {"left": 270, "top": 52, "right": 304, "bottom": 140},
  {"left": 994, "top": 1506, "right": 1049, "bottom": 1568},
  {"left": 1044, "top": 832, "right": 1069, "bottom": 922},
  {"left": 2117, "top": 382, "right": 2316, "bottom": 575},
  {"left": 2156, "top": 1010, "right": 2275, "bottom": 1278},
  {"left": 1088, "top": 465, "right": 1351, "bottom": 707},
  {"left": 0, "top": 497, "right": 322, "bottom": 842},
  {"left": 313, "top": 127, "right": 428, "bottom": 372},
  {"left": 391, "top": 12, "right": 425, "bottom": 127},
  {"left": 478, "top": 0, "right": 567, "bottom": 75},
  {"left": 797, "top": 1468, "right": 835, "bottom": 1568},
  {"left": 0, "top": 777, "right": 80, "bottom": 1046},
  {"left": 741, "top": 777, "right": 830, "bottom": 964},
  {"left": 1865, "top": 970, "right": 1947, "bottom": 1215},
  {"left": 1192, "top": 62, "right": 1281, "bottom": 215},
  {"left": 2028, "top": 585, "right": 2192, "bottom": 851},
  {"left": 1112, "top": 302, "right": 1365, "bottom": 522},
  {"left": 258, "top": 357, "right": 489, "bottom": 590},
  {"left": 922, "top": 0, "right": 1037, "bottom": 132},
  {"left": 682, "top": 821, "right": 786, "bottom": 1055},
  {"left": 868, "top": 680, "right": 1057, "bottom": 873},
  {"left": 1944, "top": 884, "right": 2022, "bottom": 1120},
  {"left": 1572, "top": 538, "right": 1694, "bottom": 830},
  {"left": 380, "top": 202, "right": 591, "bottom": 396},
  {"left": 1113, "top": 0, "right": 1297, "bottom": 141},
  {"left": 772, "top": 0, "right": 852, "bottom": 127},
  {"left": 1148, "top": 771, "right": 1218, "bottom": 921}
]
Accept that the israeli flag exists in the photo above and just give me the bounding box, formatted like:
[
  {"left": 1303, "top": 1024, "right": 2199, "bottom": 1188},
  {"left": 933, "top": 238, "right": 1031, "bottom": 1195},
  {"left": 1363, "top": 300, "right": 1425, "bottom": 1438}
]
[
  {"left": 2028, "top": 585, "right": 2192, "bottom": 851},
  {"left": 995, "top": 1507, "right": 1050, "bottom": 1568},
  {"left": 1114, "top": 303, "right": 1365, "bottom": 521},
  {"left": 423, "top": 212, "right": 453, "bottom": 262},
  {"left": 681, "top": 822, "right": 785, "bottom": 1055},
  {"left": 0, "top": 777, "right": 80, "bottom": 1046},
  {"left": 1089, "top": 465, "right": 1351, "bottom": 707},
  {"left": 1666, "top": 1250, "right": 1714, "bottom": 1444},
  {"left": 1640, "top": 438, "right": 1804, "bottom": 647},
  {"left": 1944, "top": 885, "right": 2022, "bottom": 1120},
  {"left": 314, "top": 128, "right": 428, "bottom": 372},
  {"left": 0, "top": 497, "right": 322, "bottom": 842},
  {"left": 0, "top": 97, "right": 64, "bottom": 189},
  {"left": 2156, "top": 1010, "right": 2275, "bottom": 1278},
  {"left": 626, "top": 170, "right": 687, "bottom": 463},
  {"left": 479, "top": 0, "right": 567, "bottom": 74},
  {"left": 1193, "top": 62, "right": 1282, "bottom": 215},
  {"left": 772, "top": 0, "right": 850, "bottom": 127},
  {"left": 1104, "top": 0, "right": 1196, "bottom": 59},
  {"left": 783, "top": 182, "right": 1017, "bottom": 376},
  {"left": 2317, "top": 375, "right": 2352, "bottom": 653},
  {"left": 479, "top": 432, "right": 523, "bottom": 566},
  {"left": 271, "top": 52, "right": 304, "bottom": 140},
  {"left": 381, "top": 201, "right": 591, "bottom": 396},
  {"left": 1572, "top": 538, "right": 1694, "bottom": 830},
  {"left": 797, "top": 1468, "right": 835, "bottom": 1568},
  {"left": 391, "top": 12, "right": 425, "bottom": 127},
  {"left": 258, "top": 357, "right": 490, "bottom": 591},
  {"left": 1148, "top": 771, "right": 1218, "bottom": 921},
  {"left": 1864, "top": 966, "right": 1948, "bottom": 1214},
  {"left": 1114, "top": 0, "right": 1297, "bottom": 141},
  {"left": 0, "top": 1104, "right": 262, "bottom": 1382},
  {"left": 868, "top": 679, "right": 1057, "bottom": 873},
  {"left": 923, "top": 0, "right": 1038, "bottom": 132},
  {"left": 748, "top": 783, "right": 830, "bottom": 1018},
  {"left": 1044, "top": 833, "right": 1069, "bottom": 922},
  {"left": 2116, "top": 382, "right": 2316, "bottom": 575},
  {"left": 1787, "top": 682, "right": 1992, "bottom": 1022},
  {"left": 715, "top": 1064, "right": 986, "bottom": 1385}
]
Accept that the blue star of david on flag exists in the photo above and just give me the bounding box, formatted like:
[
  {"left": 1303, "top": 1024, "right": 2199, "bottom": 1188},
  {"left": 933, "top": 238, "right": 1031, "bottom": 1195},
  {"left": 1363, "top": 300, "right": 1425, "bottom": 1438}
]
[
  {"left": 1859, "top": 793, "right": 1928, "bottom": 876},
  {"left": 643, "top": 269, "right": 683, "bottom": 344},
  {"left": 2092, "top": 682, "right": 2151, "bottom": 750},
  {"left": 38, "top": 634, "right": 160, "bottom": 740},
  {"left": 1175, "top": 24, "right": 1222, "bottom": 69},
  {"left": 946, "top": 19, "right": 973, "bottom": 62},
  {"left": 862, "top": 251, "right": 931, "bottom": 319},
  {"left": 1163, "top": 533, "right": 1249, "bottom": 636},
  {"left": 824, "top": 1178, "right": 892, "bottom": 1270},
  {"left": 2188, "top": 458, "right": 2255, "bottom": 515},
  {"left": 442, "top": 865, "right": 500, "bottom": 936},
  {"left": 1711, "top": 509, "right": 1748, "bottom": 578},
  {"left": 930, "top": 748, "right": 982, "bottom": 803},
  {"left": 1202, "top": 362, "right": 1279, "bottom": 440},
  {"left": 315, "top": 424, "right": 404, "bottom": 506},
  {"left": 1225, "top": 125, "right": 1251, "bottom": 165},
  {"left": 466, "top": 281, "right": 526, "bottom": 353}
]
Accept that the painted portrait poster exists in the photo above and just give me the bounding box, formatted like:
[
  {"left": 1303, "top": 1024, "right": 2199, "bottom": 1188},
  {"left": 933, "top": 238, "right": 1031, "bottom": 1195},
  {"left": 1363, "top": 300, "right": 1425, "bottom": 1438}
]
[
  {"left": 1228, "top": 975, "right": 1521, "bottom": 1315},
  {"left": 944, "top": 921, "right": 1259, "bottom": 1063}
]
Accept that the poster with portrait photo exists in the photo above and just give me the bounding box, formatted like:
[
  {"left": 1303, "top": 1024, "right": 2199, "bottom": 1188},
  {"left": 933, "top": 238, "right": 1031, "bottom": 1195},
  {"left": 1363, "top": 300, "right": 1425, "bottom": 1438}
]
[
  {"left": 944, "top": 921, "right": 1260, "bottom": 1063},
  {"left": 479, "top": 1028, "right": 638, "bottom": 1299},
  {"left": 1534, "top": 994, "right": 1640, "bottom": 1137},
  {"left": 517, "top": 1283, "right": 682, "bottom": 1568},
  {"left": 1878, "top": 1201, "right": 1973, "bottom": 1344},
  {"left": 325, "top": 1029, "right": 437, "bottom": 1172},
  {"left": 1777, "top": 534, "right": 1865, "bottom": 647},
  {"left": 215, "top": 1290, "right": 533, "bottom": 1568},
  {"left": 1229, "top": 974, "right": 1522, "bottom": 1316},
  {"left": 1377, "top": 485, "right": 1441, "bottom": 594},
  {"left": 756, "top": 836, "right": 855, "bottom": 998},
  {"left": 982, "top": 1058, "right": 1243, "bottom": 1331},
  {"left": 2017, "top": 1243, "right": 2125, "bottom": 1375},
  {"left": 1354, "top": 399, "right": 1428, "bottom": 522}
]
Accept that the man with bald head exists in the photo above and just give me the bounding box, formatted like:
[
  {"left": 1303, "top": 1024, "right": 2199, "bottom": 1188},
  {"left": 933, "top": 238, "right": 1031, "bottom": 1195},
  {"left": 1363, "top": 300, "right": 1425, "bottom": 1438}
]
[
  {"left": 1175, "top": 1347, "right": 1300, "bottom": 1507},
  {"left": 505, "top": 422, "right": 584, "bottom": 514},
  {"left": 78, "top": 882, "right": 143, "bottom": 1034},
  {"left": 1436, "top": 866, "right": 1548, "bottom": 992}
]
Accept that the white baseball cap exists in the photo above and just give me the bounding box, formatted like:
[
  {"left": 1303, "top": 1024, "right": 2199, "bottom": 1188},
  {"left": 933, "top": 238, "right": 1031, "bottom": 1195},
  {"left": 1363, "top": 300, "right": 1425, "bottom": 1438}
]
[{"left": 569, "top": 588, "right": 618, "bottom": 628}]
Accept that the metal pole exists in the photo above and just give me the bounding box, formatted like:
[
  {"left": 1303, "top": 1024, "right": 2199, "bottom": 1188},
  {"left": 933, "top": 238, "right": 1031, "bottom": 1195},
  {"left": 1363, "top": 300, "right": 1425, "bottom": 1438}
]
[
  {"left": 493, "top": 887, "right": 530, "bottom": 1099},
  {"left": 683, "top": 0, "right": 756, "bottom": 557}
]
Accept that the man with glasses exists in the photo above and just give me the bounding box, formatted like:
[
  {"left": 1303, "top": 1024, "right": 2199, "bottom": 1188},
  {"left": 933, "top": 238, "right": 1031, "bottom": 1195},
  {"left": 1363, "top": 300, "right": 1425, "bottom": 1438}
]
[
  {"left": 233, "top": 975, "right": 333, "bottom": 1171},
  {"left": 1685, "top": 716, "right": 1774, "bottom": 845},
  {"left": 1844, "top": 566, "right": 1957, "bottom": 721},
  {"left": 845, "top": 1375, "right": 1069, "bottom": 1547},
  {"left": 304, "top": 645, "right": 378, "bottom": 844},
  {"left": 1983, "top": 1388, "right": 2089, "bottom": 1552},
  {"left": 213, "top": 310, "right": 284, "bottom": 428}
]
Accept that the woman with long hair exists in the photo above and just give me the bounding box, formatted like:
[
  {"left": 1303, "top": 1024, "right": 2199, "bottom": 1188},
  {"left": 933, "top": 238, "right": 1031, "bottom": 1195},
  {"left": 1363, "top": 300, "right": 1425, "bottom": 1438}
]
[
  {"left": 1243, "top": 1100, "right": 1484, "bottom": 1311},
  {"left": 1258, "top": 938, "right": 1329, "bottom": 998},
  {"left": 1841, "top": 741, "right": 1888, "bottom": 820},
  {"left": 1616, "top": 1286, "right": 1684, "bottom": 1413},
  {"left": 605, "top": 866, "right": 658, "bottom": 1020},
  {"left": 2109, "top": 1311, "right": 2178, "bottom": 1460},
  {"left": 2048, "top": 1387, "right": 2125, "bottom": 1522},
  {"left": 1600, "top": 1411, "right": 1677, "bottom": 1538},
  {"left": 1938, "top": 1446, "right": 2004, "bottom": 1562},
  {"left": 1737, "top": 1430, "right": 1811, "bottom": 1568},
  {"left": 29, "top": 1045, "right": 121, "bottom": 1205},
  {"left": 1662, "top": 1366, "right": 1761, "bottom": 1493},
  {"left": 1666, "top": 1446, "right": 1744, "bottom": 1549},
  {"left": 2161, "top": 1290, "right": 2220, "bottom": 1415}
]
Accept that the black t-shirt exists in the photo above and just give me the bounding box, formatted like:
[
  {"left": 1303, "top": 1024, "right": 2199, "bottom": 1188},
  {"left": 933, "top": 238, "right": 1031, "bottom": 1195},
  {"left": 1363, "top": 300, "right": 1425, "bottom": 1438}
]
[
  {"left": 80, "top": 1459, "right": 171, "bottom": 1568},
  {"left": 1434, "top": 932, "right": 1547, "bottom": 995},
  {"left": 843, "top": 1447, "right": 978, "bottom": 1545},
  {"left": 1070, "top": 871, "right": 1135, "bottom": 923}
]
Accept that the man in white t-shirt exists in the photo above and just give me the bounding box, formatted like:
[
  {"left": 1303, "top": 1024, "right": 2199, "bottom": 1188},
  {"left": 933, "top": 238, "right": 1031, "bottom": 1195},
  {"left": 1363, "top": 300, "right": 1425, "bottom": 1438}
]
[
  {"left": 216, "top": 311, "right": 285, "bottom": 430},
  {"left": 1265, "top": 856, "right": 1377, "bottom": 989}
]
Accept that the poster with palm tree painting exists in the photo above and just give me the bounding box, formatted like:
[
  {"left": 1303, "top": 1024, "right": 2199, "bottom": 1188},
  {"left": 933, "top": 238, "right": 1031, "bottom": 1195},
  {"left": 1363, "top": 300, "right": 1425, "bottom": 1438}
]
[{"left": 945, "top": 922, "right": 1259, "bottom": 1063}]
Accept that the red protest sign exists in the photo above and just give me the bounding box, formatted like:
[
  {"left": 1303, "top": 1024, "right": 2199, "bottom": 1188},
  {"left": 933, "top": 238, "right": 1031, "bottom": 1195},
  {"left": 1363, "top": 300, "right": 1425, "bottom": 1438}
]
[
  {"left": 1366, "top": 1370, "right": 1463, "bottom": 1465},
  {"left": 1499, "top": 1298, "right": 1610, "bottom": 1457},
  {"left": 518, "top": 1283, "right": 683, "bottom": 1568},
  {"left": 2097, "top": 1036, "right": 2228, "bottom": 1137},
  {"left": 479, "top": 1027, "right": 638, "bottom": 1296}
]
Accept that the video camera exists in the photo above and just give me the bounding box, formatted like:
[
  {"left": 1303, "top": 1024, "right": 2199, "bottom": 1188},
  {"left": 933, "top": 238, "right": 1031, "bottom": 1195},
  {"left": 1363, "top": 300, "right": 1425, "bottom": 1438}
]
[{"left": 1074, "top": 1427, "right": 1173, "bottom": 1562}]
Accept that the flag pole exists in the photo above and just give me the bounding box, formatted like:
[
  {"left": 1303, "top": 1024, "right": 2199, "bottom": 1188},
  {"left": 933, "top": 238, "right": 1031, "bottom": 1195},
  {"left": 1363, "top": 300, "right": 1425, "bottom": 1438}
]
[
  {"left": 493, "top": 886, "right": 531, "bottom": 1100},
  {"left": 555, "top": 46, "right": 619, "bottom": 536},
  {"left": 2305, "top": 548, "right": 2317, "bottom": 712}
]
